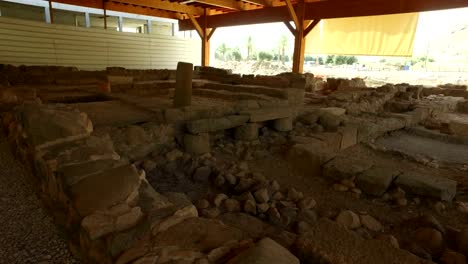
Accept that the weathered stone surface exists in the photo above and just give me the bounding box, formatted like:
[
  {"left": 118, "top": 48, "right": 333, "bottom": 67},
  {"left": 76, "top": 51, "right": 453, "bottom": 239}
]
[
  {"left": 395, "top": 172, "right": 457, "bottom": 201},
  {"left": 151, "top": 205, "right": 198, "bottom": 235},
  {"left": 226, "top": 237, "right": 299, "bottom": 264},
  {"left": 240, "top": 107, "right": 291, "bottom": 122},
  {"left": 254, "top": 188, "right": 270, "bottom": 203},
  {"left": 356, "top": 167, "right": 399, "bottom": 196},
  {"left": 287, "top": 141, "right": 336, "bottom": 178},
  {"left": 70, "top": 165, "right": 140, "bottom": 216},
  {"left": 338, "top": 126, "right": 358, "bottom": 150},
  {"left": 173, "top": 62, "right": 193, "bottom": 107},
  {"left": 319, "top": 113, "right": 342, "bottom": 131},
  {"left": 244, "top": 200, "right": 257, "bottom": 215},
  {"left": 336, "top": 210, "right": 361, "bottom": 229},
  {"left": 359, "top": 215, "right": 382, "bottom": 232},
  {"left": 224, "top": 199, "right": 241, "bottom": 212},
  {"left": 413, "top": 227, "right": 444, "bottom": 255},
  {"left": 323, "top": 156, "right": 373, "bottom": 181},
  {"left": 320, "top": 107, "right": 346, "bottom": 116},
  {"left": 449, "top": 117, "right": 468, "bottom": 136},
  {"left": 184, "top": 133, "right": 210, "bottom": 155},
  {"left": 187, "top": 115, "right": 250, "bottom": 134},
  {"left": 81, "top": 212, "right": 115, "bottom": 240},
  {"left": 20, "top": 103, "right": 93, "bottom": 147},
  {"left": 235, "top": 123, "right": 259, "bottom": 141},
  {"left": 193, "top": 166, "right": 212, "bottom": 182},
  {"left": 273, "top": 117, "right": 293, "bottom": 132}
]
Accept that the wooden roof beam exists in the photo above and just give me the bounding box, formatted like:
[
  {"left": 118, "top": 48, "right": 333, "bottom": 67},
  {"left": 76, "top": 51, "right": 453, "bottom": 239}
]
[
  {"left": 53, "top": 0, "right": 181, "bottom": 19},
  {"left": 179, "top": 0, "right": 468, "bottom": 30},
  {"left": 190, "top": 0, "right": 245, "bottom": 10},
  {"left": 114, "top": 0, "right": 205, "bottom": 15}
]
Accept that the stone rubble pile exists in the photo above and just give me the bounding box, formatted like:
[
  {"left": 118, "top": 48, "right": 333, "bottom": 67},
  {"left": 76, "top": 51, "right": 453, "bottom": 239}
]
[{"left": 3, "top": 101, "right": 308, "bottom": 264}]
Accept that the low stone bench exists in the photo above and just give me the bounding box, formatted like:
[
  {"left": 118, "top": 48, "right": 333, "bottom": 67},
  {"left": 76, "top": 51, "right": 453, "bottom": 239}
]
[{"left": 240, "top": 106, "right": 293, "bottom": 132}]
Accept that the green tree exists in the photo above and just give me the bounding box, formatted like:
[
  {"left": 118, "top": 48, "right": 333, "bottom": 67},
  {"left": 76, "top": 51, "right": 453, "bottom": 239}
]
[
  {"left": 318, "top": 57, "right": 324, "bottom": 65},
  {"left": 278, "top": 35, "right": 288, "bottom": 62},
  {"left": 346, "top": 56, "right": 358, "bottom": 65},
  {"left": 215, "top": 43, "right": 229, "bottom": 61},
  {"left": 230, "top": 47, "right": 242, "bottom": 61},
  {"left": 246, "top": 36, "right": 253, "bottom": 60},
  {"left": 326, "top": 55, "right": 335, "bottom": 64},
  {"left": 335, "top": 55, "right": 346, "bottom": 65},
  {"left": 258, "top": 51, "right": 273, "bottom": 61}
]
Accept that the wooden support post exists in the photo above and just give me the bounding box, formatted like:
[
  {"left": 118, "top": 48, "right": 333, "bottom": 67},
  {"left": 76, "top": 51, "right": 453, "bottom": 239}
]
[
  {"left": 48, "top": 0, "right": 54, "bottom": 24},
  {"left": 188, "top": 9, "right": 216, "bottom": 67},
  {"left": 291, "top": 0, "right": 306, "bottom": 73},
  {"left": 103, "top": 0, "right": 107, "bottom": 30},
  {"left": 173, "top": 62, "right": 194, "bottom": 107},
  {"left": 202, "top": 9, "right": 210, "bottom": 67}
]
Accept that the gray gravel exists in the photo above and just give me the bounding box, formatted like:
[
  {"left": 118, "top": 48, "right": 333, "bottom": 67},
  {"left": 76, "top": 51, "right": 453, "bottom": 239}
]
[{"left": 0, "top": 135, "right": 79, "bottom": 264}]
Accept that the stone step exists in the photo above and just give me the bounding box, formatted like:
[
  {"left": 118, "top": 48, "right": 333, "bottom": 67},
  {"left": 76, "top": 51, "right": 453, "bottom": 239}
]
[
  {"left": 201, "top": 82, "right": 287, "bottom": 99},
  {"left": 240, "top": 107, "right": 292, "bottom": 122},
  {"left": 186, "top": 115, "right": 250, "bottom": 134},
  {"left": 193, "top": 88, "right": 281, "bottom": 102}
]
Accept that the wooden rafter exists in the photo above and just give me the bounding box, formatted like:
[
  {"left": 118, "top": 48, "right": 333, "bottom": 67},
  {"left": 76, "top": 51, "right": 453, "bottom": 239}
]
[
  {"left": 115, "top": 0, "right": 205, "bottom": 15},
  {"left": 179, "top": 0, "right": 468, "bottom": 30},
  {"left": 207, "top": 27, "right": 217, "bottom": 40},
  {"left": 52, "top": 0, "right": 180, "bottom": 19},
  {"left": 193, "top": 0, "right": 244, "bottom": 10},
  {"left": 284, "top": 0, "right": 298, "bottom": 27},
  {"left": 303, "top": 18, "right": 320, "bottom": 36},
  {"left": 188, "top": 14, "right": 204, "bottom": 38},
  {"left": 283, "top": 21, "right": 296, "bottom": 35}
]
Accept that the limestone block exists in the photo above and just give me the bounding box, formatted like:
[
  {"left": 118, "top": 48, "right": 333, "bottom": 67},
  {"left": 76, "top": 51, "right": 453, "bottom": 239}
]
[
  {"left": 323, "top": 156, "right": 373, "bottom": 181},
  {"left": 235, "top": 123, "right": 259, "bottom": 141},
  {"left": 173, "top": 62, "right": 193, "bottom": 108},
  {"left": 184, "top": 133, "right": 210, "bottom": 155},
  {"left": 226, "top": 237, "right": 299, "bottom": 264},
  {"left": 187, "top": 115, "right": 249, "bottom": 134},
  {"left": 319, "top": 107, "right": 346, "bottom": 116},
  {"left": 449, "top": 118, "right": 468, "bottom": 136},
  {"left": 395, "top": 172, "right": 457, "bottom": 201},
  {"left": 287, "top": 141, "right": 336, "bottom": 178},
  {"left": 20, "top": 103, "right": 93, "bottom": 147},
  {"left": 69, "top": 165, "right": 140, "bottom": 216},
  {"left": 240, "top": 107, "right": 291, "bottom": 122},
  {"left": 356, "top": 167, "right": 400, "bottom": 196},
  {"left": 338, "top": 126, "right": 358, "bottom": 150},
  {"left": 273, "top": 117, "right": 293, "bottom": 132}
]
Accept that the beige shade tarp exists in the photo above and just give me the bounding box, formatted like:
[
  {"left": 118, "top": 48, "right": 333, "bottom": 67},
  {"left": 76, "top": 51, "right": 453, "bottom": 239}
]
[{"left": 305, "top": 13, "right": 419, "bottom": 56}]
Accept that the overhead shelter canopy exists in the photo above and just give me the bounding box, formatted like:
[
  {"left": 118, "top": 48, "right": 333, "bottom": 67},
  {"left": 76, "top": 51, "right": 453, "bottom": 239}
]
[
  {"left": 50, "top": 0, "right": 468, "bottom": 72},
  {"left": 305, "top": 13, "right": 420, "bottom": 56}
]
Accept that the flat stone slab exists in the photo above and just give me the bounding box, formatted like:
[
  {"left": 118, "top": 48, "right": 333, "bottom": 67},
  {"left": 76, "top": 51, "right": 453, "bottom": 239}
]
[
  {"left": 226, "top": 237, "right": 299, "bottom": 264},
  {"left": 287, "top": 140, "right": 336, "bottom": 178},
  {"left": 356, "top": 166, "right": 400, "bottom": 196},
  {"left": 319, "top": 107, "right": 346, "bottom": 116},
  {"left": 240, "top": 107, "right": 291, "bottom": 122},
  {"left": 69, "top": 164, "right": 140, "bottom": 216},
  {"left": 322, "top": 155, "right": 373, "bottom": 181},
  {"left": 71, "top": 101, "right": 154, "bottom": 127},
  {"left": 395, "top": 172, "right": 457, "bottom": 201},
  {"left": 186, "top": 115, "right": 249, "bottom": 134},
  {"left": 376, "top": 131, "right": 468, "bottom": 167}
]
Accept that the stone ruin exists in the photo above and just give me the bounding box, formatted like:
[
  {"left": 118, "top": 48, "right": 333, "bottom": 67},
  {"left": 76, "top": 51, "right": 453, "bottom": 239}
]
[{"left": 1, "top": 63, "right": 468, "bottom": 263}]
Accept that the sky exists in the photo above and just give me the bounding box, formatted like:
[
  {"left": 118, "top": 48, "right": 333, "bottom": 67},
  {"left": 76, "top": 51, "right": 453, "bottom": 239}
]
[{"left": 210, "top": 7, "right": 468, "bottom": 58}]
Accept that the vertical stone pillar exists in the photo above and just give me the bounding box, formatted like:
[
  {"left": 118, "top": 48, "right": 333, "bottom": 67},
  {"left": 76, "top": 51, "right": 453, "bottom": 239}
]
[{"left": 173, "top": 62, "right": 193, "bottom": 108}]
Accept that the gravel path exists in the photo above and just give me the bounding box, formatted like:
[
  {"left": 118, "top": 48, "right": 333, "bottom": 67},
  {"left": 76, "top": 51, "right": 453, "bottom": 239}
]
[{"left": 0, "top": 135, "right": 79, "bottom": 264}]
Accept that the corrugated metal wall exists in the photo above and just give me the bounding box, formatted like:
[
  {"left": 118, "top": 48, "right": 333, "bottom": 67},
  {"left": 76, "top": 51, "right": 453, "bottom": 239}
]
[{"left": 0, "top": 17, "right": 201, "bottom": 70}]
